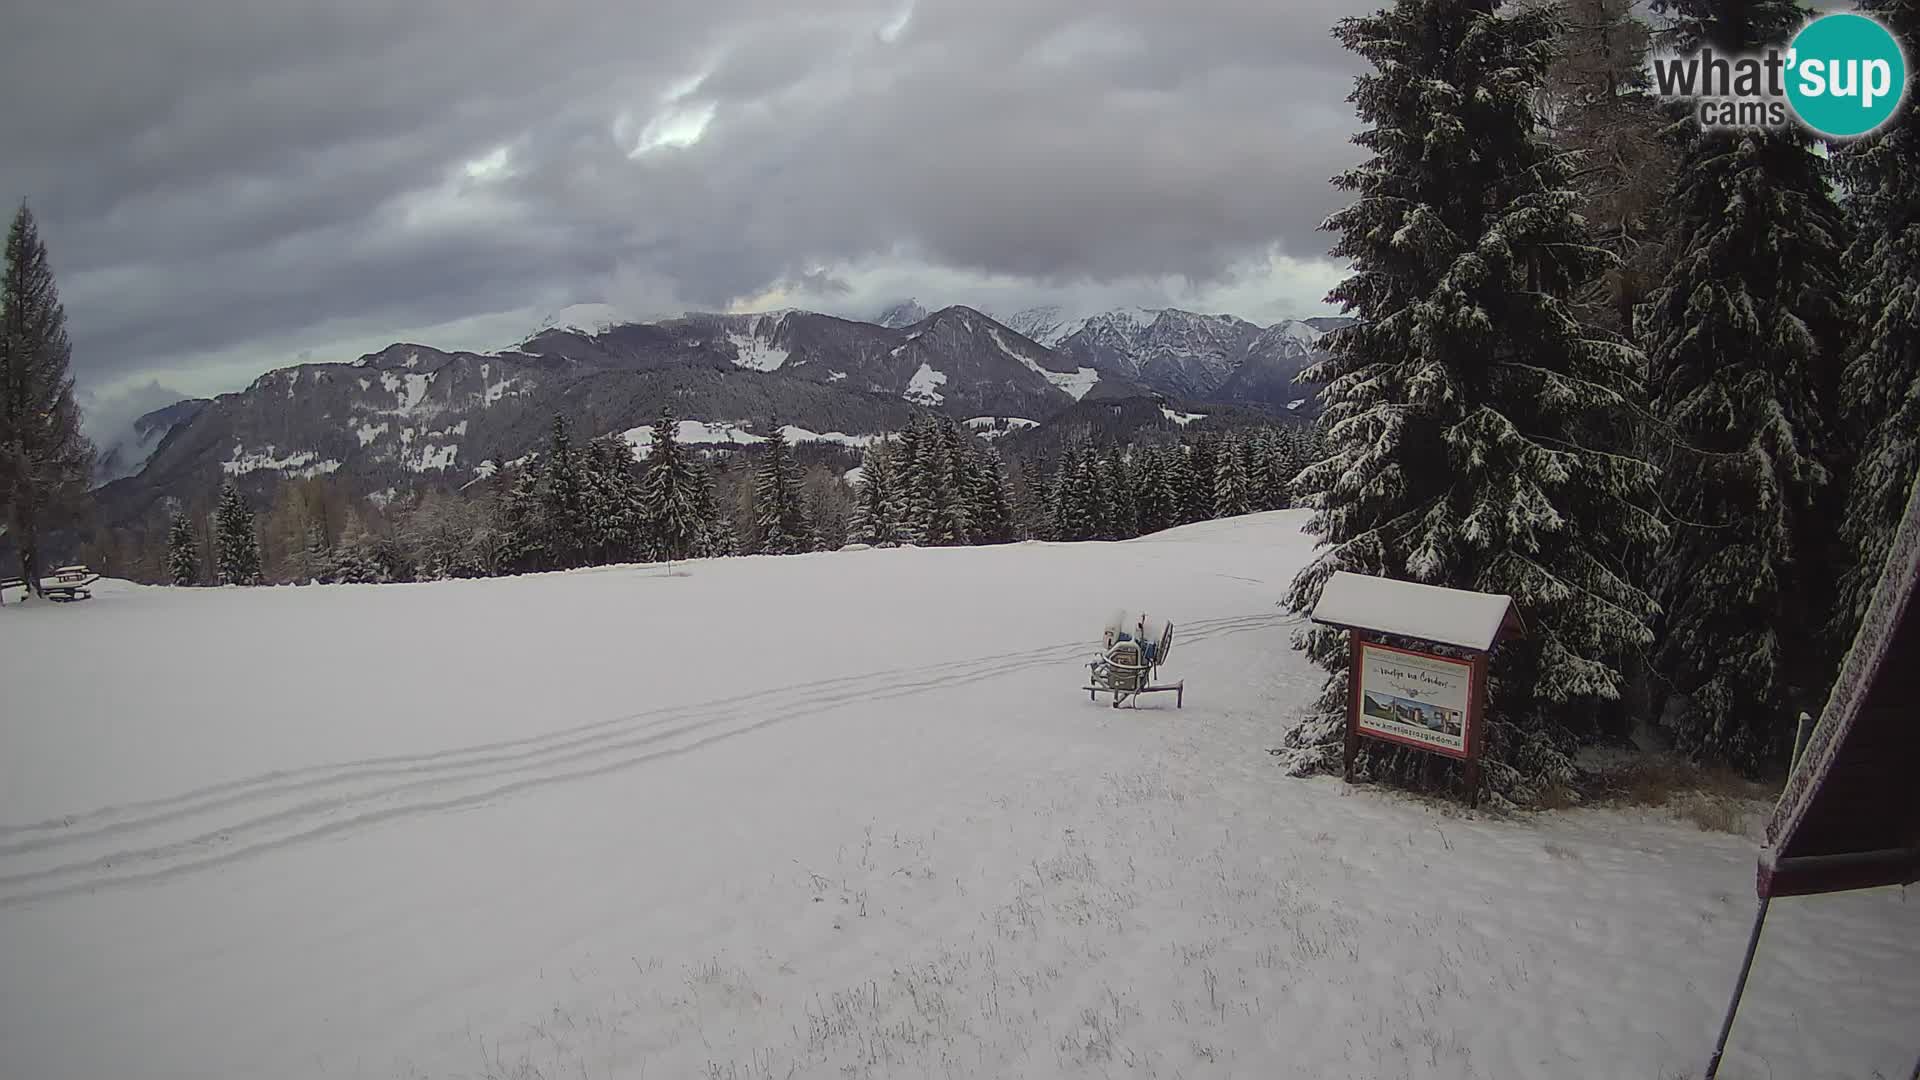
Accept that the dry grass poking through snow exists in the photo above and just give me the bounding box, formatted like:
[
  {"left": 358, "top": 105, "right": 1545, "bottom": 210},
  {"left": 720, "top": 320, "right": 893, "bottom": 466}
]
[{"left": 1580, "top": 757, "right": 1781, "bottom": 837}]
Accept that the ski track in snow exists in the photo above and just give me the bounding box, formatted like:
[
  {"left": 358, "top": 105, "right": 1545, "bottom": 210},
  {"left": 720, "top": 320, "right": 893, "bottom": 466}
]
[{"left": 0, "top": 613, "right": 1292, "bottom": 908}]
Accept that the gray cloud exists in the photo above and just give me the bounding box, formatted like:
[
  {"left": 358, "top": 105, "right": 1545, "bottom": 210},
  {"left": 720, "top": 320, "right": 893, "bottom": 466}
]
[{"left": 3, "top": 0, "right": 1367, "bottom": 401}]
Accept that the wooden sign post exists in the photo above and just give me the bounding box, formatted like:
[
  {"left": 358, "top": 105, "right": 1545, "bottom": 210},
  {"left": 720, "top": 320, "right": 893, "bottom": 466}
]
[{"left": 1311, "top": 572, "right": 1523, "bottom": 806}]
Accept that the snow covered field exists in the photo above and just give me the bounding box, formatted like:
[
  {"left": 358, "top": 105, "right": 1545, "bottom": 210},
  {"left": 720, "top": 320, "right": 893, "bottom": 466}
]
[{"left": 1, "top": 512, "right": 1913, "bottom": 1080}]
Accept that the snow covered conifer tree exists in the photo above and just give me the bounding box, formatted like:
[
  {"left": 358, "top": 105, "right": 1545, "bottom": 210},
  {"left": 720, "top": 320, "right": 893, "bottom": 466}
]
[
  {"left": 1271, "top": 428, "right": 1304, "bottom": 509},
  {"left": 1183, "top": 436, "right": 1217, "bottom": 523},
  {"left": 850, "top": 437, "right": 902, "bottom": 546},
  {"left": 1133, "top": 446, "right": 1175, "bottom": 535},
  {"left": 1213, "top": 433, "right": 1251, "bottom": 518},
  {"left": 690, "top": 460, "right": 735, "bottom": 557},
  {"left": 1280, "top": 0, "right": 1665, "bottom": 801},
  {"left": 1830, "top": 0, "right": 1920, "bottom": 645},
  {"left": 584, "top": 435, "right": 644, "bottom": 564},
  {"left": 896, "top": 420, "right": 935, "bottom": 545},
  {"left": 968, "top": 444, "right": 1014, "bottom": 545},
  {"left": 1052, "top": 453, "right": 1082, "bottom": 538},
  {"left": 213, "top": 481, "right": 262, "bottom": 585},
  {"left": 640, "top": 406, "right": 706, "bottom": 562},
  {"left": 1641, "top": 0, "right": 1853, "bottom": 771},
  {"left": 540, "top": 417, "right": 591, "bottom": 568},
  {"left": 1048, "top": 442, "right": 1098, "bottom": 541},
  {"left": 166, "top": 509, "right": 199, "bottom": 585},
  {"left": 1539, "top": 0, "right": 1673, "bottom": 337},
  {"left": 753, "top": 420, "right": 811, "bottom": 555},
  {"left": 1101, "top": 447, "right": 1136, "bottom": 539},
  {"left": 1162, "top": 443, "right": 1201, "bottom": 525},
  {"left": 936, "top": 423, "right": 974, "bottom": 545},
  {"left": 494, "top": 458, "right": 547, "bottom": 573}
]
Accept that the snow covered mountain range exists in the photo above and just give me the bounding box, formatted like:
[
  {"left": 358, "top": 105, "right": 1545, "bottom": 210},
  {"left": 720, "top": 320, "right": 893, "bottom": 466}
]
[
  {"left": 1004, "top": 305, "right": 1335, "bottom": 409},
  {"left": 90, "top": 303, "right": 1347, "bottom": 530}
]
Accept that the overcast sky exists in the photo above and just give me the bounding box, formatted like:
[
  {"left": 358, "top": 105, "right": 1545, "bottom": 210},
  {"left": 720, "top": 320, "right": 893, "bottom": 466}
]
[{"left": 3, "top": 0, "right": 1368, "bottom": 436}]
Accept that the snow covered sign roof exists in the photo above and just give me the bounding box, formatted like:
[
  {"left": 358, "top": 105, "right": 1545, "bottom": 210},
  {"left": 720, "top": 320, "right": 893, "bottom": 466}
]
[
  {"left": 1759, "top": 474, "right": 1920, "bottom": 899},
  {"left": 1309, "top": 571, "right": 1522, "bottom": 652}
]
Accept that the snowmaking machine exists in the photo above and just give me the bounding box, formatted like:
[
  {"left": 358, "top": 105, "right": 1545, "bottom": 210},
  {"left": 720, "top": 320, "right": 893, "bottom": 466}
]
[{"left": 1084, "top": 611, "right": 1183, "bottom": 708}]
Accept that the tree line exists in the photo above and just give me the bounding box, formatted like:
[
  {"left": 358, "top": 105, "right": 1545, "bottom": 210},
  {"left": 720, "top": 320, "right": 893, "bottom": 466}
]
[
  {"left": 1271, "top": 0, "right": 1920, "bottom": 804},
  {"left": 159, "top": 407, "right": 1321, "bottom": 586}
]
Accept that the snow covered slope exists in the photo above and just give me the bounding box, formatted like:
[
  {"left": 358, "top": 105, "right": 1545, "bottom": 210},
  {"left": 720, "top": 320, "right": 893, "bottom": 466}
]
[{"left": 1, "top": 513, "right": 1914, "bottom": 1080}]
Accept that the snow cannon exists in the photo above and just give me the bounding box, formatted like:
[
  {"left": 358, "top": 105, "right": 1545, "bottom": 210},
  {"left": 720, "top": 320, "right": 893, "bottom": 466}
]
[{"left": 1087, "top": 611, "right": 1182, "bottom": 709}]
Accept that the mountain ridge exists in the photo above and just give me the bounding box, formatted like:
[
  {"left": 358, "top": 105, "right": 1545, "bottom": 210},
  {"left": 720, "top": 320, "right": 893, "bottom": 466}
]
[{"left": 91, "top": 303, "right": 1348, "bottom": 535}]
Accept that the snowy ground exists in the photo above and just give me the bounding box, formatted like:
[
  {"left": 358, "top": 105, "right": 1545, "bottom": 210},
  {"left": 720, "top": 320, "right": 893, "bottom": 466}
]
[{"left": 1, "top": 511, "right": 1914, "bottom": 1080}]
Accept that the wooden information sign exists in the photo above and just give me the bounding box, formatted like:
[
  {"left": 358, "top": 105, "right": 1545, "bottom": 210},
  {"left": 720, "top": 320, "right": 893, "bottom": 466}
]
[{"left": 1309, "top": 571, "right": 1522, "bottom": 805}]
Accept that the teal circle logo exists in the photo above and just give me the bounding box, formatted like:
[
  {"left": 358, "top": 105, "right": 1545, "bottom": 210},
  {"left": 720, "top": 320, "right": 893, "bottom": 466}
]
[{"left": 1786, "top": 13, "right": 1908, "bottom": 138}]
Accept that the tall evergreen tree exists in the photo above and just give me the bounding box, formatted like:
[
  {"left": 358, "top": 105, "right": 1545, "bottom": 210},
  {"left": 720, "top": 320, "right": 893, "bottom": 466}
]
[
  {"left": 1100, "top": 447, "right": 1136, "bottom": 539},
  {"left": 1008, "top": 455, "right": 1045, "bottom": 540},
  {"left": 895, "top": 420, "right": 934, "bottom": 545},
  {"left": 1214, "top": 433, "right": 1252, "bottom": 517},
  {"left": 580, "top": 435, "right": 643, "bottom": 564},
  {"left": 935, "top": 423, "right": 974, "bottom": 545},
  {"left": 494, "top": 458, "right": 548, "bottom": 573},
  {"left": 639, "top": 406, "right": 707, "bottom": 562},
  {"left": 968, "top": 445, "right": 1015, "bottom": 545},
  {"left": 166, "top": 510, "right": 200, "bottom": 586},
  {"left": 1830, "top": 0, "right": 1920, "bottom": 643},
  {"left": 1272, "top": 427, "right": 1305, "bottom": 508},
  {"left": 540, "top": 416, "right": 592, "bottom": 568},
  {"left": 213, "top": 481, "right": 262, "bottom": 585},
  {"left": 1163, "top": 443, "right": 1203, "bottom": 525},
  {"left": 1134, "top": 446, "right": 1177, "bottom": 535},
  {"left": 1537, "top": 0, "right": 1674, "bottom": 337},
  {"left": 753, "top": 420, "right": 811, "bottom": 554},
  {"left": 0, "top": 205, "right": 93, "bottom": 592},
  {"left": 850, "top": 437, "right": 905, "bottom": 547},
  {"left": 1280, "top": 0, "right": 1664, "bottom": 801},
  {"left": 687, "top": 458, "right": 736, "bottom": 558},
  {"left": 1641, "top": 0, "right": 1854, "bottom": 771},
  {"left": 1048, "top": 442, "right": 1099, "bottom": 541},
  {"left": 1184, "top": 436, "right": 1218, "bottom": 523}
]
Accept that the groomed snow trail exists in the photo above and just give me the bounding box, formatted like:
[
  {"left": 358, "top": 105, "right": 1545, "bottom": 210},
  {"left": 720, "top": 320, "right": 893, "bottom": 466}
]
[{"left": 1, "top": 512, "right": 1914, "bottom": 1080}]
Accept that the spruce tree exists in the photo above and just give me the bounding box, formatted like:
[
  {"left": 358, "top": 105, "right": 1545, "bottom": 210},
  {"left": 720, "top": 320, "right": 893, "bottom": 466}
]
[
  {"left": 1184, "top": 436, "right": 1218, "bottom": 523},
  {"left": 0, "top": 204, "right": 93, "bottom": 592},
  {"left": 1272, "top": 428, "right": 1304, "bottom": 509},
  {"left": 288, "top": 519, "right": 328, "bottom": 583},
  {"left": 936, "top": 423, "right": 974, "bottom": 545},
  {"left": 584, "top": 434, "right": 645, "bottom": 564},
  {"left": 899, "top": 420, "right": 937, "bottom": 545},
  {"left": 540, "top": 416, "right": 591, "bottom": 568},
  {"left": 640, "top": 406, "right": 707, "bottom": 562},
  {"left": 688, "top": 460, "right": 734, "bottom": 557},
  {"left": 753, "top": 420, "right": 811, "bottom": 554},
  {"left": 1163, "top": 443, "right": 1202, "bottom": 525},
  {"left": 166, "top": 510, "right": 199, "bottom": 586},
  {"left": 1048, "top": 442, "right": 1096, "bottom": 541},
  {"left": 1102, "top": 447, "right": 1137, "bottom": 539},
  {"left": 848, "top": 439, "right": 885, "bottom": 545},
  {"left": 1134, "top": 446, "right": 1176, "bottom": 535},
  {"left": 494, "top": 458, "right": 547, "bottom": 573},
  {"left": 213, "top": 482, "right": 262, "bottom": 585},
  {"left": 1213, "top": 433, "right": 1252, "bottom": 518},
  {"left": 967, "top": 444, "right": 1014, "bottom": 545},
  {"left": 1280, "top": 0, "right": 1665, "bottom": 801},
  {"left": 1830, "top": 0, "right": 1920, "bottom": 643},
  {"left": 1539, "top": 0, "right": 1674, "bottom": 337},
  {"left": 1641, "top": 0, "right": 1853, "bottom": 771}
]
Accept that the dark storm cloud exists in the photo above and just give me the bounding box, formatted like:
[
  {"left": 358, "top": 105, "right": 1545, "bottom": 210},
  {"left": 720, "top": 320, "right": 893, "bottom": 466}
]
[{"left": 1, "top": 0, "right": 1368, "bottom": 401}]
